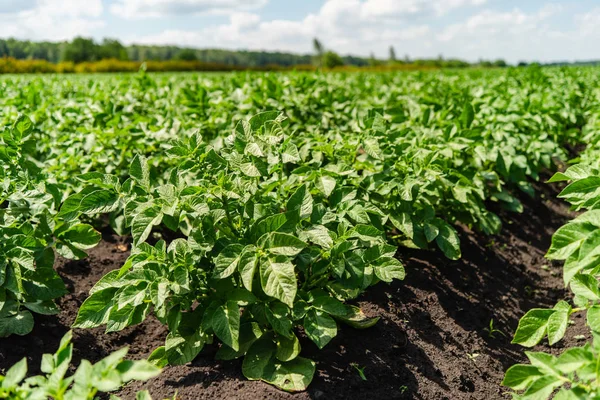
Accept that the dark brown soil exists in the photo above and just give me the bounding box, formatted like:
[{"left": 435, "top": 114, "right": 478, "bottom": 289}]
[{"left": 0, "top": 181, "right": 586, "bottom": 400}]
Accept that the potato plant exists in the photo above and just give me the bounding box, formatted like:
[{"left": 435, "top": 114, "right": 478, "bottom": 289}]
[
  {"left": 68, "top": 112, "right": 404, "bottom": 390},
  {"left": 0, "top": 331, "right": 160, "bottom": 400},
  {"left": 505, "top": 160, "right": 600, "bottom": 398},
  {"left": 1, "top": 67, "right": 599, "bottom": 393},
  {"left": 0, "top": 116, "right": 101, "bottom": 337}
]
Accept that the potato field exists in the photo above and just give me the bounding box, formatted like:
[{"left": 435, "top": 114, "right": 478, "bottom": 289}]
[{"left": 1, "top": 67, "right": 600, "bottom": 399}]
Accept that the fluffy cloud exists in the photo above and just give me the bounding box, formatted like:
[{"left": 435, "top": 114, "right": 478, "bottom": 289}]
[
  {"left": 433, "top": 5, "right": 600, "bottom": 62},
  {"left": 130, "top": 0, "right": 600, "bottom": 63},
  {"left": 131, "top": 0, "right": 453, "bottom": 55},
  {"left": 359, "top": 0, "right": 486, "bottom": 20},
  {"left": 577, "top": 7, "right": 600, "bottom": 36},
  {"left": 110, "top": 0, "right": 268, "bottom": 19},
  {"left": 2, "top": 0, "right": 598, "bottom": 64},
  {"left": 0, "top": 0, "right": 103, "bottom": 40}
]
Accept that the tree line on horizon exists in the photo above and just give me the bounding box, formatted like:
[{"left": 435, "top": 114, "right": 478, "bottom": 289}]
[{"left": 0, "top": 36, "right": 521, "bottom": 69}]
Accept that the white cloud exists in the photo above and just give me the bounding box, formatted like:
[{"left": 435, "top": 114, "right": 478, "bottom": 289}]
[
  {"left": 1, "top": 0, "right": 597, "bottom": 64},
  {"left": 0, "top": 0, "right": 104, "bottom": 40},
  {"left": 359, "top": 0, "right": 486, "bottom": 20},
  {"left": 577, "top": 7, "right": 600, "bottom": 36},
  {"left": 129, "top": 1, "right": 600, "bottom": 64},
  {"left": 110, "top": 0, "right": 268, "bottom": 19},
  {"left": 433, "top": 5, "right": 595, "bottom": 62},
  {"left": 131, "top": 0, "right": 455, "bottom": 56}
]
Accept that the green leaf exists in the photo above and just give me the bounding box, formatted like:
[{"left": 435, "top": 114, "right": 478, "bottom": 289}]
[
  {"left": 116, "top": 360, "right": 161, "bottom": 382},
  {"left": 389, "top": 213, "right": 414, "bottom": 239},
  {"left": 501, "top": 364, "right": 542, "bottom": 391},
  {"left": 265, "top": 302, "right": 293, "bottom": 339},
  {"left": 262, "top": 233, "right": 307, "bottom": 256},
  {"left": 165, "top": 331, "right": 205, "bottom": 365},
  {"left": 276, "top": 334, "right": 301, "bottom": 362},
  {"left": 547, "top": 309, "right": 569, "bottom": 345},
  {"left": 242, "top": 336, "right": 277, "bottom": 381},
  {"left": 239, "top": 162, "right": 262, "bottom": 177},
  {"left": 520, "top": 375, "right": 563, "bottom": 399},
  {"left": 130, "top": 154, "right": 151, "bottom": 188},
  {"left": 260, "top": 256, "right": 297, "bottom": 307},
  {"left": 239, "top": 246, "right": 258, "bottom": 291},
  {"left": 214, "top": 244, "right": 244, "bottom": 279},
  {"left": 248, "top": 111, "right": 284, "bottom": 130},
  {"left": 548, "top": 165, "right": 593, "bottom": 182},
  {"left": 0, "top": 310, "right": 34, "bottom": 337},
  {"left": 287, "top": 185, "right": 313, "bottom": 219},
  {"left": 556, "top": 348, "right": 594, "bottom": 374},
  {"left": 311, "top": 294, "right": 348, "bottom": 316},
  {"left": 57, "top": 224, "right": 102, "bottom": 253},
  {"left": 13, "top": 114, "right": 34, "bottom": 140},
  {"left": 512, "top": 309, "right": 555, "bottom": 347},
  {"left": 147, "top": 347, "right": 168, "bottom": 368},
  {"left": 267, "top": 357, "right": 315, "bottom": 392},
  {"left": 79, "top": 190, "right": 120, "bottom": 214},
  {"left": 363, "top": 137, "right": 383, "bottom": 160},
  {"left": 3, "top": 357, "right": 27, "bottom": 388},
  {"left": 299, "top": 225, "right": 333, "bottom": 249},
  {"left": 333, "top": 305, "right": 379, "bottom": 329},
  {"left": 244, "top": 142, "right": 264, "bottom": 157},
  {"left": 131, "top": 207, "right": 163, "bottom": 246},
  {"left": 316, "top": 175, "right": 336, "bottom": 197},
  {"left": 282, "top": 143, "right": 301, "bottom": 163},
  {"left": 547, "top": 222, "right": 596, "bottom": 260},
  {"left": 23, "top": 300, "right": 59, "bottom": 316},
  {"left": 587, "top": 305, "right": 600, "bottom": 333},
  {"left": 350, "top": 224, "right": 383, "bottom": 241},
  {"left": 570, "top": 274, "right": 600, "bottom": 300},
  {"left": 460, "top": 102, "right": 475, "bottom": 129},
  {"left": 251, "top": 212, "right": 297, "bottom": 241},
  {"left": 559, "top": 177, "right": 600, "bottom": 209},
  {"left": 212, "top": 301, "right": 240, "bottom": 351},
  {"left": 242, "top": 335, "right": 314, "bottom": 393},
  {"left": 423, "top": 223, "right": 439, "bottom": 242},
  {"left": 73, "top": 288, "right": 117, "bottom": 329},
  {"left": 216, "top": 322, "right": 263, "bottom": 361},
  {"left": 433, "top": 220, "right": 461, "bottom": 260},
  {"left": 304, "top": 309, "right": 337, "bottom": 349},
  {"left": 373, "top": 257, "right": 405, "bottom": 283}
]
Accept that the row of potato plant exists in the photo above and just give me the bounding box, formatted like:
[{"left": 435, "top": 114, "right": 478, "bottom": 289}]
[
  {"left": 0, "top": 67, "right": 597, "bottom": 392},
  {"left": 503, "top": 106, "right": 600, "bottom": 398}
]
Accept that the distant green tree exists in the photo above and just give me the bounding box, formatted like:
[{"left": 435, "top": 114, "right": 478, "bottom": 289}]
[
  {"left": 60, "top": 37, "right": 98, "bottom": 63},
  {"left": 175, "top": 49, "right": 198, "bottom": 61},
  {"left": 322, "top": 51, "right": 344, "bottom": 68},
  {"left": 493, "top": 59, "right": 507, "bottom": 67},
  {"left": 99, "top": 39, "right": 128, "bottom": 60}
]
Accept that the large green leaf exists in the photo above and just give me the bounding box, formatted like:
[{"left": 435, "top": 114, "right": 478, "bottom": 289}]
[
  {"left": 304, "top": 309, "right": 337, "bottom": 349},
  {"left": 73, "top": 288, "right": 118, "bottom": 329},
  {"left": 212, "top": 301, "right": 240, "bottom": 351},
  {"left": 260, "top": 256, "right": 297, "bottom": 307},
  {"left": 0, "top": 311, "right": 34, "bottom": 337}
]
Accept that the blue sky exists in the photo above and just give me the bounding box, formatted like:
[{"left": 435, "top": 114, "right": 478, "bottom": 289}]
[{"left": 1, "top": 0, "right": 599, "bottom": 63}]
